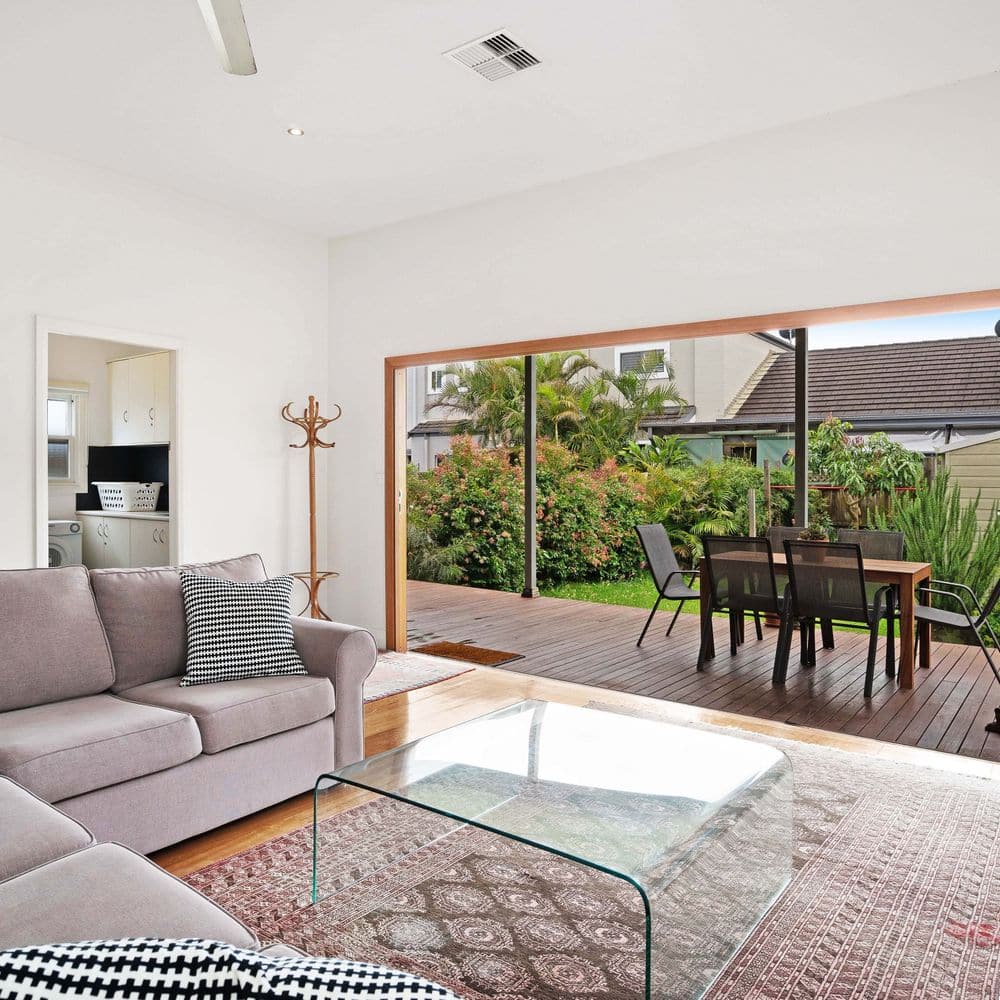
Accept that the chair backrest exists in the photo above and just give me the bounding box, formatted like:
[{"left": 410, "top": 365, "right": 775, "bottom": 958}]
[
  {"left": 702, "top": 535, "right": 780, "bottom": 614},
  {"left": 766, "top": 525, "right": 803, "bottom": 549},
  {"left": 783, "top": 540, "right": 870, "bottom": 624},
  {"left": 634, "top": 524, "right": 683, "bottom": 592},
  {"left": 835, "top": 528, "right": 904, "bottom": 561}
]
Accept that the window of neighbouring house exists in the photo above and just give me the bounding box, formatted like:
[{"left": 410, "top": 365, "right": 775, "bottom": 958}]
[
  {"left": 47, "top": 386, "right": 87, "bottom": 484},
  {"left": 428, "top": 364, "right": 469, "bottom": 395},
  {"left": 616, "top": 343, "right": 670, "bottom": 375}
]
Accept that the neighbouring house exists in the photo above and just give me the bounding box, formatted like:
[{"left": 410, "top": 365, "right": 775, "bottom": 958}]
[
  {"left": 936, "top": 429, "right": 1000, "bottom": 531},
  {"left": 406, "top": 332, "right": 791, "bottom": 469},
  {"left": 643, "top": 334, "right": 1000, "bottom": 467}
]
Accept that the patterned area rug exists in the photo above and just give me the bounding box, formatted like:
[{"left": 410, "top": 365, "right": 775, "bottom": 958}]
[
  {"left": 185, "top": 710, "right": 1000, "bottom": 999},
  {"left": 364, "top": 652, "right": 473, "bottom": 703}
]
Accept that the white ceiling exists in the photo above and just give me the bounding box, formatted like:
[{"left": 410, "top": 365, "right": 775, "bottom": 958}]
[{"left": 1, "top": 1, "right": 998, "bottom": 237}]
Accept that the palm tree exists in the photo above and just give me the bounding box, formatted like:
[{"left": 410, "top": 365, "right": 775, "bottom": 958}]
[
  {"left": 428, "top": 348, "right": 685, "bottom": 463},
  {"left": 569, "top": 353, "right": 686, "bottom": 465},
  {"left": 428, "top": 351, "right": 596, "bottom": 447}
]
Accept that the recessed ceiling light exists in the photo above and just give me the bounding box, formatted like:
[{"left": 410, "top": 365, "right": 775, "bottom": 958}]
[{"left": 286, "top": 127, "right": 305, "bottom": 137}]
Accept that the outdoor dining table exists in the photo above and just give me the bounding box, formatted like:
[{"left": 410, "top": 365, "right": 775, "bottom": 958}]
[{"left": 698, "top": 554, "right": 933, "bottom": 688}]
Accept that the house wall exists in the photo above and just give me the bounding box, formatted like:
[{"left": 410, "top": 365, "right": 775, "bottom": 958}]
[
  {"left": 942, "top": 437, "right": 1000, "bottom": 532},
  {"left": 0, "top": 137, "right": 329, "bottom": 573},
  {"left": 328, "top": 73, "right": 1000, "bottom": 644}
]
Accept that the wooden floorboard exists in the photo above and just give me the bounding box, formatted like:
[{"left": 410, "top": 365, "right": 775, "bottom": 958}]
[{"left": 408, "top": 580, "right": 1000, "bottom": 762}]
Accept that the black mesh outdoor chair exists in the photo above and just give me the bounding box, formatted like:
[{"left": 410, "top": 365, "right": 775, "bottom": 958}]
[
  {"left": 698, "top": 536, "right": 783, "bottom": 670},
  {"left": 634, "top": 524, "right": 699, "bottom": 647},
  {"left": 835, "top": 528, "right": 905, "bottom": 561},
  {"left": 775, "top": 541, "right": 895, "bottom": 698},
  {"left": 914, "top": 578, "right": 1000, "bottom": 733},
  {"left": 767, "top": 525, "right": 836, "bottom": 651}
]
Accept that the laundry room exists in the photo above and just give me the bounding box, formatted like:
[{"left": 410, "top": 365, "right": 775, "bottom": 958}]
[{"left": 46, "top": 332, "right": 174, "bottom": 570}]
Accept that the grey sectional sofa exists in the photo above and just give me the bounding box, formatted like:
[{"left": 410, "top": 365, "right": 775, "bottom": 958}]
[
  {"left": 0, "top": 775, "right": 295, "bottom": 954},
  {"left": 0, "top": 554, "right": 377, "bottom": 854}
]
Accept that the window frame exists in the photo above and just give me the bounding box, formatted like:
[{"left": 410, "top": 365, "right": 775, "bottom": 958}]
[
  {"left": 47, "top": 384, "right": 88, "bottom": 488},
  {"left": 614, "top": 342, "right": 671, "bottom": 376}
]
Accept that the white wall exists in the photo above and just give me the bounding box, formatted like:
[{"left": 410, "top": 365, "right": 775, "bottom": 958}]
[
  {"left": 327, "top": 74, "right": 1000, "bottom": 643},
  {"left": 0, "top": 137, "right": 329, "bottom": 574}
]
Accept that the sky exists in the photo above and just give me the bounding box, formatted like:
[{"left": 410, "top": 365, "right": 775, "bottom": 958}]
[{"left": 805, "top": 307, "right": 1000, "bottom": 349}]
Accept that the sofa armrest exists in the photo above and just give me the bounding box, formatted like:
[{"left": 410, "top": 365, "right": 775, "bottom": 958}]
[{"left": 291, "top": 617, "right": 377, "bottom": 767}]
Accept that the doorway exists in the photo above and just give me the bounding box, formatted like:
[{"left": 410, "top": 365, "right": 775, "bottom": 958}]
[{"left": 35, "top": 317, "right": 180, "bottom": 570}]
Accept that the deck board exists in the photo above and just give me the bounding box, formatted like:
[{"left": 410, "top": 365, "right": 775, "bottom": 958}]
[{"left": 408, "top": 580, "right": 1000, "bottom": 762}]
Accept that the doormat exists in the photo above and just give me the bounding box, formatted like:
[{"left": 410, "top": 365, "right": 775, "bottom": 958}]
[{"left": 411, "top": 641, "right": 524, "bottom": 668}]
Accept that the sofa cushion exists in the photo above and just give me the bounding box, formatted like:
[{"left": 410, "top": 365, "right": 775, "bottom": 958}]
[
  {"left": 0, "top": 844, "right": 256, "bottom": 950},
  {"left": 0, "top": 694, "right": 201, "bottom": 802},
  {"left": 0, "top": 567, "right": 114, "bottom": 711},
  {"left": 120, "top": 674, "right": 335, "bottom": 754},
  {"left": 90, "top": 554, "right": 268, "bottom": 692},
  {"left": 0, "top": 777, "right": 93, "bottom": 882}
]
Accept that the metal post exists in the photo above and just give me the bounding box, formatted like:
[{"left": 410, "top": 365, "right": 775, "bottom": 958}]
[
  {"left": 792, "top": 327, "right": 809, "bottom": 527},
  {"left": 522, "top": 355, "right": 538, "bottom": 597}
]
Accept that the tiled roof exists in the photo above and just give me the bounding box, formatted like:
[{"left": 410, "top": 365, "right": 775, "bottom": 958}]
[{"left": 733, "top": 336, "right": 1000, "bottom": 421}]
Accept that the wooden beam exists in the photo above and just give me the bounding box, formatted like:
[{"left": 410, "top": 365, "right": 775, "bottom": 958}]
[
  {"left": 383, "top": 362, "right": 407, "bottom": 651},
  {"left": 384, "top": 287, "right": 1000, "bottom": 370}
]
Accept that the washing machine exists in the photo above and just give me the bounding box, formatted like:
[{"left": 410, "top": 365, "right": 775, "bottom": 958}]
[{"left": 48, "top": 519, "right": 82, "bottom": 567}]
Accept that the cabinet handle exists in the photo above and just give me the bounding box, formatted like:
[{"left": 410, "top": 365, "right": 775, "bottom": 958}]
[
  {"left": 149, "top": 407, "right": 155, "bottom": 425},
  {"left": 154, "top": 528, "right": 162, "bottom": 544},
  {"left": 123, "top": 409, "right": 128, "bottom": 424}
]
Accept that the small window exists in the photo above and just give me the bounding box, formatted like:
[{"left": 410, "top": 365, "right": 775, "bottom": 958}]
[
  {"left": 427, "top": 364, "right": 467, "bottom": 395},
  {"left": 428, "top": 367, "right": 447, "bottom": 393},
  {"left": 47, "top": 386, "right": 87, "bottom": 485},
  {"left": 616, "top": 343, "right": 669, "bottom": 375}
]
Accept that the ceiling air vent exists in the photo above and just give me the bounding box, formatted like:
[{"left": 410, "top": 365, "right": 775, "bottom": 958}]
[{"left": 444, "top": 31, "right": 541, "bottom": 82}]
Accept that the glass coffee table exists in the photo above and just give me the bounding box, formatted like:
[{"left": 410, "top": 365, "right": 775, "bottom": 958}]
[{"left": 313, "top": 700, "right": 792, "bottom": 1000}]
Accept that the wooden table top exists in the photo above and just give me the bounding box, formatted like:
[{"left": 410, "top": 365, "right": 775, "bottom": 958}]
[{"left": 699, "top": 554, "right": 931, "bottom": 579}]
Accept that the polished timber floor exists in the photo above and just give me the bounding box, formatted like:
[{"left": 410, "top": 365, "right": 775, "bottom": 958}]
[{"left": 407, "top": 580, "right": 1000, "bottom": 763}]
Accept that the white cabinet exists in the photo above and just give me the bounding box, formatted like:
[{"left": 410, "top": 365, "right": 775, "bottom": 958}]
[
  {"left": 81, "top": 515, "right": 169, "bottom": 569},
  {"left": 109, "top": 352, "right": 171, "bottom": 445},
  {"left": 81, "top": 515, "right": 131, "bottom": 569},
  {"left": 129, "top": 519, "right": 170, "bottom": 568}
]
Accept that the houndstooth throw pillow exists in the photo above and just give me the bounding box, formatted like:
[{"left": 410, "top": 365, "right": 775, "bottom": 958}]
[
  {"left": 178, "top": 571, "right": 306, "bottom": 687},
  {"left": 0, "top": 938, "right": 461, "bottom": 999}
]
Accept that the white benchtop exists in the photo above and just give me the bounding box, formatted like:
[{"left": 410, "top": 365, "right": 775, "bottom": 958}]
[{"left": 76, "top": 510, "right": 170, "bottom": 521}]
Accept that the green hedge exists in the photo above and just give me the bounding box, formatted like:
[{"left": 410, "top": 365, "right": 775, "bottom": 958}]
[{"left": 408, "top": 437, "right": 646, "bottom": 590}]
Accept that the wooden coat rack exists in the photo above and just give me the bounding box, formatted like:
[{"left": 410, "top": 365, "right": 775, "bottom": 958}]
[{"left": 281, "top": 395, "right": 342, "bottom": 619}]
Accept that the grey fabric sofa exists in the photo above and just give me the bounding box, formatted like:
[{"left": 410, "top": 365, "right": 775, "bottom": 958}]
[
  {"left": 0, "top": 775, "right": 291, "bottom": 954},
  {"left": 0, "top": 554, "right": 377, "bottom": 854}
]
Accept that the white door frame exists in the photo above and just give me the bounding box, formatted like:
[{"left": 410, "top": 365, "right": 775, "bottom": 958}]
[{"left": 35, "top": 315, "right": 183, "bottom": 568}]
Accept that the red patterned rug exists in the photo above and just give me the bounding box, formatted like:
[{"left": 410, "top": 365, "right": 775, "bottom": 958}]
[{"left": 185, "top": 717, "right": 1000, "bottom": 999}]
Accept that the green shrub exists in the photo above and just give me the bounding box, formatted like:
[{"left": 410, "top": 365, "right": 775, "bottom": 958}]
[
  {"left": 407, "top": 437, "right": 646, "bottom": 591},
  {"left": 874, "top": 471, "right": 1000, "bottom": 642}
]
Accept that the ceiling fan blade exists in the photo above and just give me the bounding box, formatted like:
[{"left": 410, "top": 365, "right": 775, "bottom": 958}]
[{"left": 197, "top": 0, "right": 257, "bottom": 75}]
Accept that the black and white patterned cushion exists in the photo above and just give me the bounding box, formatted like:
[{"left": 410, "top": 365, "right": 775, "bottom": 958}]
[
  {"left": 0, "top": 938, "right": 461, "bottom": 999},
  {"left": 179, "top": 571, "right": 306, "bottom": 687}
]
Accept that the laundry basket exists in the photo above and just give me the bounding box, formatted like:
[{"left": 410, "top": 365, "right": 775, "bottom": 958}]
[{"left": 93, "top": 482, "right": 164, "bottom": 512}]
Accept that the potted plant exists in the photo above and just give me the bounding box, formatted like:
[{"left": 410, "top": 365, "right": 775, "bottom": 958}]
[{"left": 798, "top": 525, "right": 830, "bottom": 561}]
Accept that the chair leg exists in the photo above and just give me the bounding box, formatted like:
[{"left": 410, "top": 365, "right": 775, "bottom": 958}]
[
  {"left": 864, "top": 625, "right": 879, "bottom": 698},
  {"left": 809, "top": 621, "right": 817, "bottom": 667},
  {"left": 799, "top": 620, "right": 809, "bottom": 666},
  {"left": 821, "top": 618, "right": 835, "bottom": 649},
  {"left": 697, "top": 610, "right": 715, "bottom": 671},
  {"left": 738, "top": 615, "right": 746, "bottom": 644},
  {"left": 884, "top": 591, "right": 896, "bottom": 678},
  {"left": 665, "top": 600, "right": 685, "bottom": 637},
  {"left": 772, "top": 611, "right": 792, "bottom": 685},
  {"left": 729, "top": 613, "right": 739, "bottom": 656},
  {"left": 637, "top": 593, "right": 662, "bottom": 647},
  {"left": 974, "top": 628, "right": 1000, "bottom": 688},
  {"left": 754, "top": 611, "right": 763, "bottom": 641}
]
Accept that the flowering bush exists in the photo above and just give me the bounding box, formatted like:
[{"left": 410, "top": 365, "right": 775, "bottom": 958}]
[{"left": 408, "top": 437, "right": 645, "bottom": 591}]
